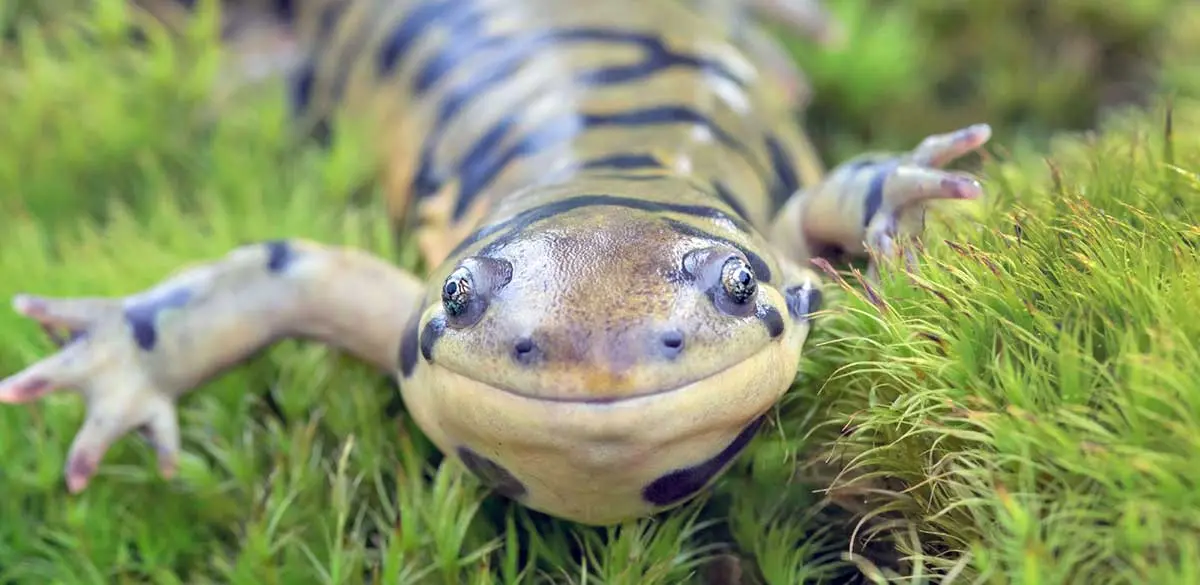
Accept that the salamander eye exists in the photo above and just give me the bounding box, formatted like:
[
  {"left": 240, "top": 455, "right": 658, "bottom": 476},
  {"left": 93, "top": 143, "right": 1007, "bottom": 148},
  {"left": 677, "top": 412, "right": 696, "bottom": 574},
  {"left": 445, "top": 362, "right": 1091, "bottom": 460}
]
[
  {"left": 442, "top": 267, "right": 473, "bottom": 317},
  {"left": 438, "top": 256, "right": 513, "bottom": 328},
  {"left": 720, "top": 256, "right": 757, "bottom": 305},
  {"left": 683, "top": 247, "right": 760, "bottom": 318}
]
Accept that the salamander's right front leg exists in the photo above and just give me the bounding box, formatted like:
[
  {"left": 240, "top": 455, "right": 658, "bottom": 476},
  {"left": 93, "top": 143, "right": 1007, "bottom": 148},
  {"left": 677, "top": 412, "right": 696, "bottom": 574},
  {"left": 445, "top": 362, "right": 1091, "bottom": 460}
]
[{"left": 0, "top": 240, "right": 424, "bottom": 493}]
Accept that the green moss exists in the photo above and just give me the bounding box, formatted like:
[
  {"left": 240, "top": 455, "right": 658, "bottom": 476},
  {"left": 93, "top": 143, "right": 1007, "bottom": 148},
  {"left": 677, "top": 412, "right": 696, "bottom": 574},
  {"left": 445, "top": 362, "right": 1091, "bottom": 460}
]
[
  {"left": 2, "top": 1, "right": 1200, "bottom": 583},
  {"left": 788, "top": 0, "right": 1200, "bottom": 163},
  {"left": 791, "top": 98, "right": 1200, "bottom": 582}
]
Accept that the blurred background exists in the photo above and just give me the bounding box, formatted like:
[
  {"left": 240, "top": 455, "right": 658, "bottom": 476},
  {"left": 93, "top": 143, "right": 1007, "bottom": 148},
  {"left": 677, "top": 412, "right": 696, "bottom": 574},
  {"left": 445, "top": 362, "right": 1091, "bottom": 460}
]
[
  {"left": 4, "top": 0, "right": 1198, "bottom": 184},
  {"left": 782, "top": 0, "right": 1199, "bottom": 161}
]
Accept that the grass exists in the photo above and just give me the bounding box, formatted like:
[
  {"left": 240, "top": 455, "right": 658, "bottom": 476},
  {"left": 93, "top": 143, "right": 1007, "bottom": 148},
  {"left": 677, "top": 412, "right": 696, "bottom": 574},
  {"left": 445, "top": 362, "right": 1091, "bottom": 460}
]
[{"left": 2, "top": 1, "right": 1200, "bottom": 584}]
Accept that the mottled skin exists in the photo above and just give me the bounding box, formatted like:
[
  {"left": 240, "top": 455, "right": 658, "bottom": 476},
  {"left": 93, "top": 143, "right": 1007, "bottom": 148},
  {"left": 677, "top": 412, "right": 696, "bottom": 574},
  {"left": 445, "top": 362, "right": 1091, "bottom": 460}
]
[{"left": 0, "top": 0, "right": 991, "bottom": 525}]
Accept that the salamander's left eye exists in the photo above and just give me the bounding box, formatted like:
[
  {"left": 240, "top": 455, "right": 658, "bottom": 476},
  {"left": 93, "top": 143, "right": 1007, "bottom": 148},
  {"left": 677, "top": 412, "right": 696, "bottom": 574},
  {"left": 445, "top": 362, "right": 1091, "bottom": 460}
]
[
  {"left": 683, "top": 247, "right": 759, "bottom": 318},
  {"left": 719, "top": 257, "right": 757, "bottom": 305}
]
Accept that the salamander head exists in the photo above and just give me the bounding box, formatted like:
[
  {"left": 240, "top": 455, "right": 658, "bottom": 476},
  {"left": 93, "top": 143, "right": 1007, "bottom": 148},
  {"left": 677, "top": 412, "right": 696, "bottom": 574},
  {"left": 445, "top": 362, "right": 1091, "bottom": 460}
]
[{"left": 415, "top": 202, "right": 819, "bottom": 403}]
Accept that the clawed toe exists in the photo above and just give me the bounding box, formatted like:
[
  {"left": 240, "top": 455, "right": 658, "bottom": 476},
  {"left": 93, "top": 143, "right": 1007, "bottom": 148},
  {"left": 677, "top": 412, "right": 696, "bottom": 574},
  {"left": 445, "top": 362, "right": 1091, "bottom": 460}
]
[
  {"left": 0, "top": 344, "right": 95, "bottom": 404},
  {"left": 64, "top": 391, "right": 181, "bottom": 492},
  {"left": 911, "top": 123, "right": 993, "bottom": 168}
]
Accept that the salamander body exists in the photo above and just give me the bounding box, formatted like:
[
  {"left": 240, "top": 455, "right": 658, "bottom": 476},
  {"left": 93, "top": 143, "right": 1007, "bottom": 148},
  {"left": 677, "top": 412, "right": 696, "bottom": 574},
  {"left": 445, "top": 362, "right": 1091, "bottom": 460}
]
[{"left": 0, "top": 0, "right": 991, "bottom": 526}]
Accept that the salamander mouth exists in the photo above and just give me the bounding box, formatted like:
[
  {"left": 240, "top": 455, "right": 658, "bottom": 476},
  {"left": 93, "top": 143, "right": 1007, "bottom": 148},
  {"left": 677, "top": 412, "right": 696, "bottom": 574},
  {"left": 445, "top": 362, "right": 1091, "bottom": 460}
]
[{"left": 431, "top": 339, "right": 779, "bottom": 405}]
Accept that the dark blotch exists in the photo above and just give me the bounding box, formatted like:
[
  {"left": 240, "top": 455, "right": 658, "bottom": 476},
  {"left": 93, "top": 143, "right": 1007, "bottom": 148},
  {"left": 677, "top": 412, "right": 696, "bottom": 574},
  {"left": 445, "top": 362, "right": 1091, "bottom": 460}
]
[
  {"left": 264, "top": 240, "right": 294, "bottom": 273},
  {"left": 757, "top": 306, "right": 785, "bottom": 339},
  {"left": 123, "top": 287, "right": 192, "bottom": 351},
  {"left": 398, "top": 308, "right": 424, "bottom": 377},
  {"left": 659, "top": 330, "right": 685, "bottom": 359},
  {"left": 784, "top": 285, "right": 823, "bottom": 321},
  {"left": 862, "top": 161, "right": 900, "bottom": 227},
  {"left": 288, "top": 61, "right": 315, "bottom": 115},
  {"left": 272, "top": 0, "right": 295, "bottom": 20},
  {"left": 457, "top": 446, "right": 527, "bottom": 499},
  {"left": 642, "top": 415, "right": 766, "bottom": 507},
  {"left": 419, "top": 315, "right": 447, "bottom": 363}
]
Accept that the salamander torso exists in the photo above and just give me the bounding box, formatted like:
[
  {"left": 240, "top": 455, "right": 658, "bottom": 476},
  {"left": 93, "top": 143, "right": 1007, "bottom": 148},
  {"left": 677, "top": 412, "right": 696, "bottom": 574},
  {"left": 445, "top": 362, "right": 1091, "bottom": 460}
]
[
  {"left": 291, "top": 0, "right": 830, "bottom": 524},
  {"left": 0, "top": 0, "right": 992, "bottom": 526}
]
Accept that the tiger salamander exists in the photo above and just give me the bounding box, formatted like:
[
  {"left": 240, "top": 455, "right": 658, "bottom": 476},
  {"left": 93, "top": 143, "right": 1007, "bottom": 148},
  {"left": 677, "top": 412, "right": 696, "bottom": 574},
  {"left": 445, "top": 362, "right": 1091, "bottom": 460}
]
[{"left": 0, "top": 0, "right": 991, "bottom": 525}]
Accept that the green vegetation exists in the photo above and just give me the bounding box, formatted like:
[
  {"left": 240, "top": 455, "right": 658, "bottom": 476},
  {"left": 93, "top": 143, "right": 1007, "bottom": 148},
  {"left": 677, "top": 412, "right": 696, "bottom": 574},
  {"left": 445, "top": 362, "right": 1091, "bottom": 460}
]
[
  {"left": 788, "top": 0, "right": 1200, "bottom": 162},
  {"left": 2, "top": 0, "right": 1199, "bottom": 583}
]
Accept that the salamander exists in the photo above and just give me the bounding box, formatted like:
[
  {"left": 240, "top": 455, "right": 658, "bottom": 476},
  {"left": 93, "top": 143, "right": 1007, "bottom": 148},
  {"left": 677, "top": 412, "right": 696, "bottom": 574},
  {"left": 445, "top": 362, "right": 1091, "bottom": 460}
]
[{"left": 0, "top": 0, "right": 991, "bottom": 526}]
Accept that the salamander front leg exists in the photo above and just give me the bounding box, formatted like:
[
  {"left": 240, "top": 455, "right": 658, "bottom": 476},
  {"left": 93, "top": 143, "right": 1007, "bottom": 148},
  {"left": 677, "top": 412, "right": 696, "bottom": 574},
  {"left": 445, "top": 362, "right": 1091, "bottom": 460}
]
[
  {"left": 769, "top": 123, "right": 993, "bottom": 282},
  {"left": 0, "top": 240, "right": 424, "bottom": 492}
]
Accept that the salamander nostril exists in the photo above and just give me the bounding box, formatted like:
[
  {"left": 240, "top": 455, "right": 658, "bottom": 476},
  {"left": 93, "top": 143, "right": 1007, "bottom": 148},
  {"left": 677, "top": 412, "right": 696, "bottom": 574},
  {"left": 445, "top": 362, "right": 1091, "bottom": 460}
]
[
  {"left": 513, "top": 337, "right": 538, "bottom": 365},
  {"left": 659, "top": 330, "right": 685, "bottom": 358}
]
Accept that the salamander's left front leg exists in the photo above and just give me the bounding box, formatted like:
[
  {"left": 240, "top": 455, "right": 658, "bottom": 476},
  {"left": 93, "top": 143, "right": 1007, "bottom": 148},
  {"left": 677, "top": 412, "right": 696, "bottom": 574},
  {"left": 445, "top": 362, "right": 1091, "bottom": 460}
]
[
  {"left": 769, "top": 123, "right": 992, "bottom": 281},
  {"left": 0, "top": 240, "right": 424, "bottom": 492}
]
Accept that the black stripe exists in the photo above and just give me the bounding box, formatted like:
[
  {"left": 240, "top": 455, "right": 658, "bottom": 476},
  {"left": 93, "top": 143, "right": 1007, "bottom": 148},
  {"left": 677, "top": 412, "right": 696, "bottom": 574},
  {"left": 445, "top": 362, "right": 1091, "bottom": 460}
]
[
  {"left": 448, "top": 194, "right": 754, "bottom": 260},
  {"left": 764, "top": 134, "right": 800, "bottom": 214},
  {"left": 316, "top": 2, "right": 345, "bottom": 38},
  {"left": 407, "top": 24, "right": 753, "bottom": 215},
  {"left": 377, "top": 0, "right": 486, "bottom": 78},
  {"left": 437, "top": 105, "right": 762, "bottom": 219},
  {"left": 451, "top": 117, "right": 582, "bottom": 214},
  {"left": 711, "top": 180, "right": 750, "bottom": 221},
  {"left": 862, "top": 161, "right": 899, "bottom": 227},
  {"left": 413, "top": 27, "right": 728, "bottom": 180},
  {"left": 662, "top": 218, "right": 773, "bottom": 283},
  {"left": 293, "top": 0, "right": 485, "bottom": 144},
  {"left": 581, "top": 153, "right": 665, "bottom": 170},
  {"left": 414, "top": 27, "right": 744, "bottom": 97},
  {"left": 284, "top": 0, "right": 352, "bottom": 137}
]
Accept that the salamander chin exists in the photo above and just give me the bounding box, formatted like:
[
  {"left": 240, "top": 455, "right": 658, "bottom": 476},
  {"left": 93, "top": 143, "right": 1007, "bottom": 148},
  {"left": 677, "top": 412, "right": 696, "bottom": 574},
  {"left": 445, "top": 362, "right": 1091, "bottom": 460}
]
[{"left": 410, "top": 203, "right": 800, "bottom": 402}]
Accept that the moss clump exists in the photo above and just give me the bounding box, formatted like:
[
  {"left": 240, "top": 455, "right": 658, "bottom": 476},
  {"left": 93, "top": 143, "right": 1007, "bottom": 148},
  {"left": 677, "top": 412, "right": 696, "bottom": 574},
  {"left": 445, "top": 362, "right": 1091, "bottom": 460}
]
[{"left": 789, "top": 98, "right": 1200, "bottom": 582}]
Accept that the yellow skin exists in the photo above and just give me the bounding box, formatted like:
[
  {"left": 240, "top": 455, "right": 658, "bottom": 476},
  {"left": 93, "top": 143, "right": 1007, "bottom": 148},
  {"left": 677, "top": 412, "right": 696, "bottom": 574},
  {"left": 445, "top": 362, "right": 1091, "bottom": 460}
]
[{"left": 0, "top": 0, "right": 991, "bottom": 525}]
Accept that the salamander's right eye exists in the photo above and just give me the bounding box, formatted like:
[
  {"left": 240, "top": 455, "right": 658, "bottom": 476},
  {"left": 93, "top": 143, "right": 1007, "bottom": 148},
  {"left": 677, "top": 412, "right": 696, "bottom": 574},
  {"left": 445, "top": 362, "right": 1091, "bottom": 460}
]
[
  {"left": 440, "top": 257, "right": 513, "bottom": 328},
  {"left": 442, "top": 268, "right": 473, "bottom": 318}
]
